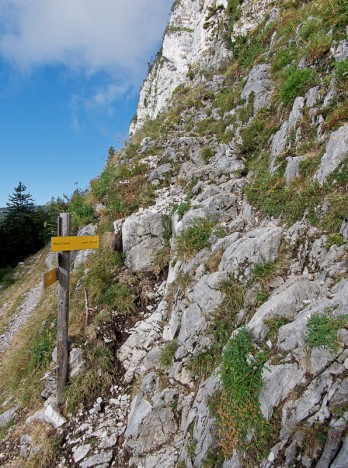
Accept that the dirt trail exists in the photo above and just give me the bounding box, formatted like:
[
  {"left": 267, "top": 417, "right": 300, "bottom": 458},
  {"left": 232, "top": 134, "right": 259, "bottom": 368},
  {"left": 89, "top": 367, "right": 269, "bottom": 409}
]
[{"left": 0, "top": 281, "right": 43, "bottom": 356}]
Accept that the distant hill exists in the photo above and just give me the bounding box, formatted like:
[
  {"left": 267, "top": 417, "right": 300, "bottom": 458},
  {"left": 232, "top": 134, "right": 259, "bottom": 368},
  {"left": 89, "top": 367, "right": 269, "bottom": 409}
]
[{"left": 0, "top": 207, "right": 9, "bottom": 221}]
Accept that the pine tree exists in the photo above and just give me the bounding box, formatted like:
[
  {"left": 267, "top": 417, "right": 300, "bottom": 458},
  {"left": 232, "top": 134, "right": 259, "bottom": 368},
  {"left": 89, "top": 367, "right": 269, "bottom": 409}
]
[
  {"left": 7, "top": 182, "right": 35, "bottom": 214},
  {"left": 0, "top": 182, "right": 46, "bottom": 267}
]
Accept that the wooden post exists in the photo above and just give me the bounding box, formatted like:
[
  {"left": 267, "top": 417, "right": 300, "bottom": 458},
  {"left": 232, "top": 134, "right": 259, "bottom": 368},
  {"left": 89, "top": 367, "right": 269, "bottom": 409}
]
[{"left": 56, "top": 213, "right": 71, "bottom": 410}]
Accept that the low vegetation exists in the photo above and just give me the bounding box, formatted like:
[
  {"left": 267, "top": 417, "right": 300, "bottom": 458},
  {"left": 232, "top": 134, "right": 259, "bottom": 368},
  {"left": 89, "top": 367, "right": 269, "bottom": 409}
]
[
  {"left": 217, "top": 328, "right": 272, "bottom": 461},
  {"left": 306, "top": 309, "right": 348, "bottom": 353},
  {"left": 159, "top": 340, "right": 178, "bottom": 368},
  {"left": 175, "top": 218, "right": 216, "bottom": 261}
]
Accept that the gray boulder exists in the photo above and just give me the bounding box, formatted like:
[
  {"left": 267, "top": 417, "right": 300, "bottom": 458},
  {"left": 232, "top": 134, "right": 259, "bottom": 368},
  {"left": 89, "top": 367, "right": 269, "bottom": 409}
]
[
  {"left": 219, "top": 224, "right": 283, "bottom": 280},
  {"left": 187, "top": 272, "right": 227, "bottom": 314},
  {"left": 331, "top": 434, "right": 348, "bottom": 467},
  {"left": 124, "top": 373, "right": 178, "bottom": 455},
  {"left": 315, "top": 124, "right": 348, "bottom": 184},
  {"left": 69, "top": 347, "right": 85, "bottom": 378},
  {"left": 0, "top": 405, "right": 18, "bottom": 428},
  {"left": 285, "top": 156, "right": 304, "bottom": 182},
  {"left": 73, "top": 224, "right": 97, "bottom": 270},
  {"left": 148, "top": 163, "right": 172, "bottom": 185},
  {"left": 241, "top": 64, "right": 273, "bottom": 111},
  {"left": 247, "top": 277, "right": 320, "bottom": 340},
  {"left": 259, "top": 363, "right": 304, "bottom": 420},
  {"left": 270, "top": 122, "right": 289, "bottom": 172},
  {"left": 331, "top": 40, "right": 348, "bottom": 62},
  {"left": 178, "top": 303, "right": 208, "bottom": 353},
  {"left": 289, "top": 96, "right": 305, "bottom": 130},
  {"left": 122, "top": 213, "right": 171, "bottom": 271}
]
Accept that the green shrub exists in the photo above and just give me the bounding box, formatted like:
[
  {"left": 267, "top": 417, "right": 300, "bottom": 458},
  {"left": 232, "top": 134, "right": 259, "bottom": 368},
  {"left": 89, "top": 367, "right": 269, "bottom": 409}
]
[
  {"left": 174, "top": 201, "right": 190, "bottom": 220},
  {"left": 252, "top": 262, "right": 277, "bottom": 282},
  {"left": 69, "top": 190, "right": 95, "bottom": 229},
  {"left": 175, "top": 218, "right": 215, "bottom": 261},
  {"left": 273, "top": 47, "right": 298, "bottom": 71},
  {"left": 299, "top": 18, "right": 321, "bottom": 41},
  {"left": 201, "top": 146, "right": 214, "bottom": 164},
  {"left": 335, "top": 58, "right": 348, "bottom": 83},
  {"left": 240, "top": 110, "right": 278, "bottom": 159},
  {"left": 189, "top": 278, "right": 245, "bottom": 377},
  {"left": 218, "top": 328, "right": 271, "bottom": 460},
  {"left": 325, "top": 233, "right": 345, "bottom": 250},
  {"left": 280, "top": 67, "right": 317, "bottom": 106},
  {"left": 213, "top": 88, "right": 237, "bottom": 112},
  {"left": 305, "top": 31, "right": 332, "bottom": 61},
  {"left": 0, "top": 267, "right": 15, "bottom": 288},
  {"left": 306, "top": 310, "right": 348, "bottom": 353},
  {"left": 85, "top": 251, "right": 125, "bottom": 304},
  {"left": 159, "top": 340, "right": 178, "bottom": 368},
  {"left": 65, "top": 346, "right": 115, "bottom": 412},
  {"left": 29, "top": 329, "right": 55, "bottom": 368},
  {"left": 102, "top": 283, "right": 136, "bottom": 314}
]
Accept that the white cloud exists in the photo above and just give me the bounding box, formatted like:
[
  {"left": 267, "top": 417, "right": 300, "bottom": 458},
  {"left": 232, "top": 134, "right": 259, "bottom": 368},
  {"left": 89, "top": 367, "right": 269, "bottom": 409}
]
[{"left": 0, "top": 0, "right": 172, "bottom": 79}]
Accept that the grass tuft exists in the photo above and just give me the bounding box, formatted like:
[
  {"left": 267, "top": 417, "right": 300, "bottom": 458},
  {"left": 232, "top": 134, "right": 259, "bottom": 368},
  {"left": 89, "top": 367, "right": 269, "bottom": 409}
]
[
  {"left": 175, "top": 218, "right": 216, "bottom": 261},
  {"left": 306, "top": 309, "right": 348, "bottom": 353},
  {"left": 218, "top": 328, "right": 272, "bottom": 461}
]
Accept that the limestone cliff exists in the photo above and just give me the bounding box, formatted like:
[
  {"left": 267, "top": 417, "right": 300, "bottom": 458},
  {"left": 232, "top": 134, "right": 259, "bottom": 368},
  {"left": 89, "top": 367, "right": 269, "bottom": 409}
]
[{"left": 1, "top": 0, "right": 348, "bottom": 467}]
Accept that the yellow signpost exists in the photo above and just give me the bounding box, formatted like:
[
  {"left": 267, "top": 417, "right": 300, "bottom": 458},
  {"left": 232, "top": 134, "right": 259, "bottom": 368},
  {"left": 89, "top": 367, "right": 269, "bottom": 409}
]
[
  {"left": 42, "top": 219, "right": 100, "bottom": 410},
  {"left": 51, "top": 235, "right": 99, "bottom": 252},
  {"left": 43, "top": 268, "right": 58, "bottom": 289}
]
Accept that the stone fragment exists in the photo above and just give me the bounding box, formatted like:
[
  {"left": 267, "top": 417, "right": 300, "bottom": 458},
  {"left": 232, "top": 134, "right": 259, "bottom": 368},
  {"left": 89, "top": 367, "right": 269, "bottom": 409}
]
[
  {"left": 331, "top": 40, "right": 348, "bottom": 61},
  {"left": 124, "top": 373, "right": 178, "bottom": 455},
  {"left": 148, "top": 163, "right": 172, "bottom": 184},
  {"left": 69, "top": 348, "right": 85, "bottom": 378},
  {"left": 73, "top": 444, "right": 91, "bottom": 463},
  {"left": 306, "top": 86, "right": 321, "bottom": 107},
  {"left": 270, "top": 121, "right": 289, "bottom": 172},
  {"left": 317, "top": 427, "right": 346, "bottom": 468},
  {"left": 310, "top": 347, "right": 333, "bottom": 375},
  {"left": 98, "top": 433, "right": 117, "bottom": 449},
  {"left": 19, "top": 434, "right": 42, "bottom": 459},
  {"left": 178, "top": 303, "right": 207, "bottom": 352},
  {"left": 79, "top": 451, "right": 113, "bottom": 467},
  {"left": 282, "top": 372, "right": 334, "bottom": 431},
  {"left": 26, "top": 404, "right": 66, "bottom": 429}
]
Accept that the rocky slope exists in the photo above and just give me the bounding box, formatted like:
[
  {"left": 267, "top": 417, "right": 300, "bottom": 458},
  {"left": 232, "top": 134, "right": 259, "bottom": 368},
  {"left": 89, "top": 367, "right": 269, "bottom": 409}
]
[{"left": 1, "top": 0, "right": 348, "bottom": 467}]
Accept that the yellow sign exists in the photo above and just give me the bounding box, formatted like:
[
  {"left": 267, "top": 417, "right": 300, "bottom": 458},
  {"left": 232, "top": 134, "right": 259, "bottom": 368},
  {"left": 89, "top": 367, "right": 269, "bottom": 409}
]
[
  {"left": 43, "top": 268, "right": 58, "bottom": 289},
  {"left": 51, "top": 235, "right": 100, "bottom": 252}
]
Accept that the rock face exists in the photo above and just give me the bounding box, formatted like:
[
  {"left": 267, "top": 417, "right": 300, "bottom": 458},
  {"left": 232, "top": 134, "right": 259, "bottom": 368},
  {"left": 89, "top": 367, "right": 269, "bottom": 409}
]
[
  {"left": 315, "top": 124, "right": 348, "bottom": 184},
  {"left": 241, "top": 64, "right": 273, "bottom": 111},
  {"left": 122, "top": 213, "right": 171, "bottom": 271},
  {"left": 130, "top": 0, "right": 229, "bottom": 133},
  {"left": 218, "top": 224, "right": 283, "bottom": 280},
  {"left": 4, "top": 1, "right": 348, "bottom": 467}
]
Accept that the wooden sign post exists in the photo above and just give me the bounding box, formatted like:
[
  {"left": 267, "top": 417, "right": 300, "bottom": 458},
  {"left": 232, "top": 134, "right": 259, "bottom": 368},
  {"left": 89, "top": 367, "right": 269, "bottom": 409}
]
[
  {"left": 56, "top": 213, "right": 71, "bottom": 410},
  {"left": 43, "top": 214, "right": 99, "bottom": 409}
]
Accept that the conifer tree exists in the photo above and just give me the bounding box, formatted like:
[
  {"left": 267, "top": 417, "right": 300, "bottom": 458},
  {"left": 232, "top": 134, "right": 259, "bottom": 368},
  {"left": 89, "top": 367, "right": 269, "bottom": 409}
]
[
  {"left": 0, "top": 182, "right": 46, "bottom": 267},
  {"left": 7, "top": 182, "right": 35, "bottom": 214}
]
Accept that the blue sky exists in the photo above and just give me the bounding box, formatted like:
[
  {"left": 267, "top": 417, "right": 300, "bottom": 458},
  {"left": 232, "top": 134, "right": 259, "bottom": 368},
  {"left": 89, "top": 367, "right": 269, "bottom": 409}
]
[{"left": 0, "top": 0, "right": 172, "bottom": 206}]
